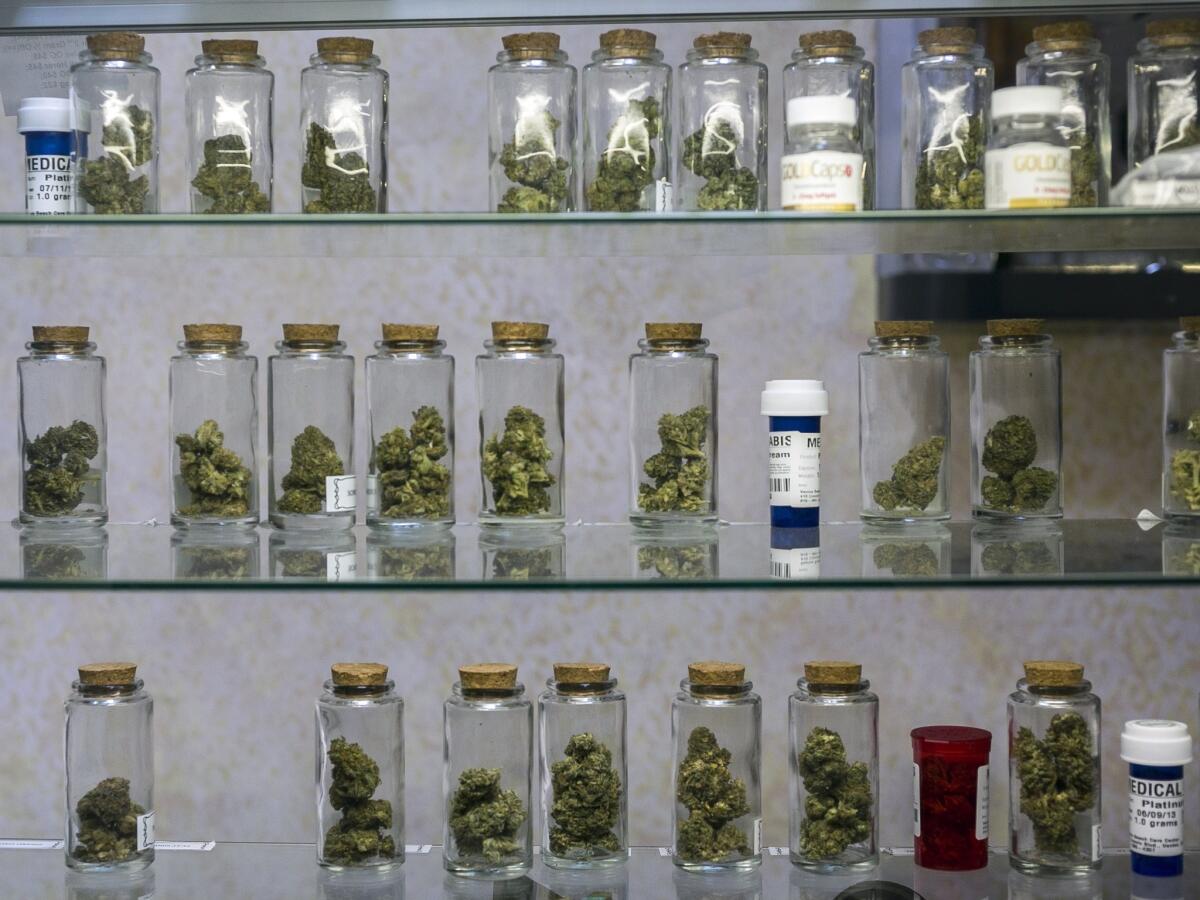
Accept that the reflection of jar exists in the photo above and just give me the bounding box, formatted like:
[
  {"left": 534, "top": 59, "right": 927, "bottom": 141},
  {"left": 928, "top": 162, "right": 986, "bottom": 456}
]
[
  {"left": 1008, "top": 868, "right": 1102, "bottom": 900},
  {"left": 544, "top": 864, "right": 628, "bottom": 900},
  {"left": 171, "top": 528, "right": 259, "bottom": 580},
  {"left": 769, "top": 526, "right": 820, "bottom": 580},
  {"left": 673, "top": 867, "right": 762, "bottom": 900},
  {"left": 317, "top": 866, "right": 404, "bottom": 900},
  {"left": 480, "top": 529, "right": 565, "bottom": 581},
  {"left": 911, "top": 725, "right": 991, "bottom": 871},
  {"left": 634, "top": 531, "right": 718, "bottom": 579},
  {"left": 1162, "top": 316, "right": 1200, "bottom": 520},
  {"left": 1129, "top": 19, "right": 1200, "bottom": 167},
  {"left": 972, "top": 522, "right": 1064, "bottom": 576},
  {"left": 21, "top": 526, "right": 108, "bottom": 580},
  {"left": 860, "top": 524, "right": 950, "bottom": 579},
  {"left": 270, "top": 531, "right": 357, "bottom": 581},
  {"left": 367, "top": 529, "right": 455, "bottom": 581},
  {"left": 1162, "top": 522, "right": 1200, "bottom": 574}
]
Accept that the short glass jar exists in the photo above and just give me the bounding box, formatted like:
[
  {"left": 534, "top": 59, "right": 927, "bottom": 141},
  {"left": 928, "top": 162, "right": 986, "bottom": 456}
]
[
  {"left": 19, "top": 326, "right": 107, "bottom": 526},
  {"left": 781, "top": 95, "right": 864, "bottom": 212},
  {"left": 366, "top": 324, "right": 454, "bottom": 530},
  {"left": 985, "top": 86, "right": 1071, "bottom": 210},
  {"left": 300, "top": 37, "right": 388, "bottom": 213},
  {"left": 677, "top": 32, "right": 767, "bottom": 211},
  {"left": 488, "top": 32, "right": 576, "bottom": 213},
  {"left": 582, "top": 29, "right": 671, "bottom": 212},
  {"left": 538, "top": 663, "right": 629, "bottom": 869},
  {"left": 169, "top": 324, "right": 258, "bottom": 528},
  {"left": 1163, "top": 316, "right": 1200, "bottom": 519},
  {"left": 316, "top": 663, "right": 404, "bottom": 871},
  {"left": 859, "top": 321, "right": 950, "bottom": 523},
  {"left": 22, "top": 527, "right": 109, "bottom": 580},
  {"left": 912, "top": 725, "right": 991, "bottom": 871},
  {"left": 443, "top": 664, "right": 534, "bottom": 878},
  {"left": 65, "top": 663, "right": 154, "bottom": 872},
  {"left": 629, "top": 323, "right": 717, "bottom": 527},
  {"left": 789, "top": 662, "right": 878, "bottom": 872},
  {"left": 268, "top": 324, "right": 355, "bottom": 530},
  {"left": 970, "top": 319, "right": 1063, "bottom": 520},
  {"left": 1129, "top": 19, "right": 1200, "bottom": 167},
  {"left": 672, "top": 662, "right": 761, "bottom": 872},
  {"left": 1008, "top": 660, "right": 1101, "bottom": 874},
  {"left": 185, "top": 39, "right": 273, "bottom": 214}
]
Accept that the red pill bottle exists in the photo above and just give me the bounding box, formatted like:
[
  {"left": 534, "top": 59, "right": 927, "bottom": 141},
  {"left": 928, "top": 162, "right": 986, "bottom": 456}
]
[{"left": 912, "top": 725, "right": 992, "bottom": 871}]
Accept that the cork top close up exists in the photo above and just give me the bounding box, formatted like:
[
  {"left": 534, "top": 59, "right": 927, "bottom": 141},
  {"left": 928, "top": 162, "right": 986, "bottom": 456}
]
[
  {"left": 78, "top": 662, "right": 137, "bottom": 686},
  {"left": 1024, "top": 660, "right": 1085, "bottom": 687},
  {"left": 919, "top": 27, "right": 976, "bottom": 51},
  {"left": 460, "top": 663, "right": 518, "bottom": 690},
  {"left": 689, "top": 661, "right": 746, "bottom": 687},
  {"left": 202, "top": 39, "right": 259, "bottom": 61},
  {"left": 382, "top": 323, "right": 439, "bottom": 342},
  {"left": 283, "top": 323, "right": 340, "bottom": 343},
  {"left": 184, "top": 323, "right": 242, "bottom": 343},
  {"left": 502, "top": 32, "right": 561, "bottom": 56},
  {"left": 694, "top": 32, "right": 752, "bottom": 50},
  {"left": 600, "top": 29, "right": 658, "bottom": 54},
  {"left": 332, "top": 662, "right": 389, "bottom": 687},
  {"left": 1032, "top": 21, "right": 1095, "bottom": 45},
  {"left": 646, "top": 322, "right": 703, "bottom": 341},
  {"left": 492, "top": 321, "right": 550, "bottom": 342},
  {"left": 805, "top": 660, "right": 863, "bottom": 685},
  {"left": 799, "top": 30, "right": 857, "bottom": 51},
  {"left": 317, "top": 37, "right": 374, "bottom": 60},
  {"left": 875, "top": 320, "right": 933, "bottom": 338},
  {"left": 87, "top": 32, "right": 145, "bottom": 58},
  {"left": 33, "top": 326, "right": 89, "bottom": 343},
  {"left": 988, "top": 318, "right": 1045, "bottom": 337},
  {"left": 553, "top": 662, "right": 611, "bottom": 684}
]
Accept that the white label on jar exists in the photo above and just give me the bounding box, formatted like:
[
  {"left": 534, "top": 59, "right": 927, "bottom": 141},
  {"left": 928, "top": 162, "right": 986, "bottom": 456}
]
[
  {"left": 1128, "top": 777, "right": 1183, "bottom": 856},
  {"left": 913, "top": 762, "right": 921, "bottom": 837},
  {"left": 752, "top": 817, "right": 762, "bottom": 855},
  {"left": 155, "top": 840, "right": 215, "bottom": 851},
  {"left": 26, "top": 155, "right": 73, "bottom": 215},
  {"left": 1091, "top": 824, "right": 1102, "bottom": 861},
  {"left": 1127, "top": 178, "right": 1200, "bottom": 208},
  {"left": 327, "top": 551, "right": 357, "bottom": 581},
  {"left": 769, "top": 547, "right": 820, "bottom": 580},
  {"left": 768, "top": 431, "right": 820, "bottom": 508},
  {"left": 365, "top": 474, "right": 379, "bottom": 508},
  {"left": 325, "top": 475, "right": 357, "bottom": 512},
  {"left": 781, "top": 151, "right": 864, "bottom": 212},
  {"left": 0, "top": 839, "right": 62, "bottom": 849},
  {"left": 975, "top": 765, "right": 989, "bottom": 840},
  {"left": 655, "top": 178, "right": 673, "bottom": 212},
  {"left": 985, "top": 143, "right": 1071, "bottom": 210},
  {"left": 136, "top": 810, "right": 154, "bottom": 851}
]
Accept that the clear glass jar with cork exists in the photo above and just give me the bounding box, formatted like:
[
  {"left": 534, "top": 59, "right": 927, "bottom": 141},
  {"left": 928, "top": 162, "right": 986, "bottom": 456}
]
[
  {"left": 1129, "top": 19, "right": 1200, "bottom": 167},
  {"left": 1163, "top": 316, "right": 1200, "bottom": 520},
  {"left": 538, "top": 662, "right": 629, "bottom": 869},
  {"left": 316, "top": 662, "right": 404, "bottom": 871},
  {"left": 300, "top": 37, "right": 388, "bottom": 213},
  {"left": 443, "top": 663, "right": 534, "bottom": 878},
  {"left": 19, "top": 326, "right": 107, "bottom": 526},
  {"left": 366, "top": 323, "right": 454, "bottom": 530},
  {"left": 1007, "top": 660, "right": 1101, "bottom": 874},
  {"left": 268, "top": 324, "right": 355, "bottom": 531},
  {"left": 65, "top": 662, "right": 154, "bottom": 872},
  {"left": 477, "top": 321, "right": 564, "bottom": 526},
  {"left": 970, "top": 319, "right": 1063, "bottom": 520},
  {"left": 582, "top": 29, "right": 672, "bottom": 212},
  {"left": 185, "top": 39, "right": 273, "bottom": 214},
  {"left": 859, "top": 321, "right": 949, "bottom": 523},
  {"left": 169, "top": 324, "right": 258, "bottom": 528},
  {"left": 672, "top": 661, "right": 761, "bottom": 872},
  {"left": 70, "top": 32, "right": 160, "bottom": 214},
  {"left": 629, "top": 322, "right": 717, "bottom": 527},
  {"left": 488, "top": 32, "right": 577, "bottom": 213}
]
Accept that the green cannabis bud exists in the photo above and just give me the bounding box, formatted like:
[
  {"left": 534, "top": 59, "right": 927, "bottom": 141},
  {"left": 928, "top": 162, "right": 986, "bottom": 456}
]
[
  {"left": 676, "top": 726, "right": 751, "bottom": 863},
  {"left": 681, "top": 120, "right": 759, "bottom": 210},
  {"left": 586, "top": 97, "right": 661, "bottom": 212},
  {"left": 549, "top": 733, "right": 622, "bottom": 858},
  {"left": 278, "top": 425, "right": 345, "bottom": 514},
  {"left": 24, "top": 543, "right": 86, "bottom": 579},
  {"left": 324, "top": 737, "right": 395, "bottom": 865},
  {"left": 302, "top": 122, "right": 377, "bottom": 213},
  {"left": 277, "top": 548, "right": 326, "bottom": 578},
  {"left": 1013, "top": 713, "right": 1096, "bottom": 854},
  {"left": 979, "top": 415, "right": 1058, "bottom": 513},
  {"left": 191, "top": 134, "right": 270, "bottom": 213},
  {"left": 377, "top": 545, "right": 453, "bottom": 579},
  {"left": 980, "top": 539, "right": 1057, "bottom": 575},
  {"left": 491, "top": 547, "right": 556, "bottom": 579},
  {"left": 449, "top": 767, "right": 527, "bottom": 863},
  {"left": 73, "top": 777, "right": 145, "bottom": 863},
  {"left": 78, "top": 105, "right": 154, "bottom": 214},
  {"left": 483, "top": 405, "right": 555, "bottom": 516},
  {"left": 176, "top": 546, "right": 253, "bottom": 579},
  {"left": 374, "top": 406, "right": 451, "bottom": 519},
  {"left": 872, "top": 436, "right": 945, "bottom": 512},
  {"left": 638, "top": 406, "right": 711, "bottom": 513},
  {"left": 637, "top": 543, "right": 711, "bottom": 578},
  {"left": 915, "top": 114, "right": 984, "bottom": 210},
  {"left": 872, "top": 542, "right": 938, "bottom": 577},
  {"left": 176, "top": 419, "right": 253, "bottom": 518},
  {"left": 1169, "top": 409, "right": 1200, "bottom": 511},
  {"left": 23, "top": 420, "right": 99, "bottom": 517},
  {"left": 1068, "top": 133, "right": 1099, "bottom": 207},
  {"left": 497, "top": 110, "right": 570, "bottom": 213},
  {"left": 797, "top": 727, "right": 872, "bottom": 859}
]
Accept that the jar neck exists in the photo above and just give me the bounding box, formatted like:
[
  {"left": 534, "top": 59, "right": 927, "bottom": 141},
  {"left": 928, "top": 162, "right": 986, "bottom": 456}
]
[
  {"left": 637, "top": 338, "right": 710, "bottom": 355},
  {"left": 74, "top": 678, "right": 142, "bottom": 698},
  {"left": 309, "top": 52, "right": 380, "bottom": 69},
  {"left": 682, "top": 678, "right": 751, "bottom": 701},
  {"left": 793, "top": 45, "right": 864, "bottom": 62},
  {"left": 497, "top": 49, "right": 568, "bottom": 65},
  {"left": 1026, "top": 38, "right": 1102, "bottom": 60},
  {"left": 453, "top": 682, "right": 525, "bottom": 702},
  {"left": 326, "top": 678, "right": 396, "bottom": 700},
  {"left": 178, "top": 340, "right": 249, "bottom": 357},
  {"left": 27, "top": 340, "right": 97, "bottom": 357},
  {"left": 547, "top": 677, "right": 619, "bottom": 698},
  {"left": 195, "top": 54, "right": 267, "bottom": 70},
  {"left": 1016, "top": 677, "right": 1092, "bottom": 698},
  {"left": 686, "top": 47, "right": 759, "bottom": 63},
  {"left": 994, "top": 113, "right": 1060, "bottom": 133},
  {"left": 789, "top": 121, "right": 856, "bottom": 140},
  {"left": 80, "top": 49, "right": 153, "bottom": 66},
  {"left": 868, "top": 335, "right": 940, "bottom": 352},
  {"left": 374, "top": 339, "right": 445, "bottom": 357},
  {"left": 275, "top": 339, "right": 347, "bottom": 356},
  {"left": 483, "top": 338, "right": 556, "bottom": 355},
  {"left": 913, "top": 43, "right": 982, "bottom": 61},
  {"left": 592, "top": 47, "right": 664, "bottom": 64},
  {"left": 979, "top": 333, "right": 1053, "bottom": 350},
  {"left": 799, "top": 677, "right": 870, "bottom": 697}
]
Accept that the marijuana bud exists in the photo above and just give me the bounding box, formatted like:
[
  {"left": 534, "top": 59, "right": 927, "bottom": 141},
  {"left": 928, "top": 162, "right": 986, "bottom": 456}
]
[
  {"left": 376, "top": 544, "right": 453, "bottom": 580},
  {"left": 324, "top": 737, "right": 395, "bottom": 865},
  {"left": 374, "top": 406, "right": 451, "bottom": 519},
  {"left": 675, "top": 726, "right": 751, "bottom": 863},
  {"left": 176, "top": 419, "right": 253, "bottom": 518},
  {"left": 23, "top": 420, "right": 100, "bottom": 516},
  {"left": 278, "top": 425, "right": 345, "bottom": 514},
  {"left": 586, "top": 97, "right": 661, "bottom": 212},
  {"left": 549, "top": 733, "right": 622, "bottom": 858},
  {"left": 302, "top": 122, "right": 377, "bottom": 213},
  {"left": 176, "top": 545, "right": 253, "bottom": 579},
  {"left": 491, "top": 547, "right": 556, "bottom": 580},
  {"left": 979, "top": 415, "right": 1058, "bottom": 513},
  {"left": 872, "top": 542, "right": 939, "bottom": 577},
  {"left": 24, "top": 543, "right": 86, "bottom": 579},
  {"left": 1169, "top": 409, "right": 1200, "bottom": 512},
  {"left": 980, "top": 539, "right": 1057, "bottom": 575},
  {"left": 797, "top": 727, "right": 873, "bottom": 859},
  {"left": 483, "top": 405, "right": 555, "bottom": 516},
  {"left": 1013, "top": 713, "right": 1096, "bottom": 854},
  {"left": 638, "top": 406, "right": 711, "bottom": 513},
  {"left": 78, "top": 105, "right": 154, "bottom": 214},
  {"left": 637, "top": 543, "right": 711, "bottom": 578},
  {"left": 682, "top": 119, "right": 759, "bottom": 210},
  {"left": 915, "top": 114, "right": 985, "bottom": 210},
  {"left": 1068, "top": 133, "right": 1099, "bottom": 207},
  {"left": 449, "top": 767, "right": 527, "bottom": 864},
  {"left": 191, "top": 134, "right": 270, "bottom": 213},
  {"left": 73, "top": 777, "right": 145, "bottom": 864},
  {"left": 872, "top": 436, "right": 945, "bottom": 512},
  {"left": 498, "top": 110, "right": 570, "bottom": 213}
]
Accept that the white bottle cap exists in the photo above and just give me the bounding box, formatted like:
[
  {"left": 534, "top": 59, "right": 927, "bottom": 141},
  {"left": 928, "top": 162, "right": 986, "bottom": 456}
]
[
  {"left": 992, "top": 85, "right": 1064, "bottom": 120},
  {"left": 17, "top": 97, "right": 72, "bottom": 134},
  {"left": 761, "top": 379, "right": 829, "bottom": 416},
  {"left": 1120, "top": 719, "right": 1193, "bottom": 767},
  {"left": 787, "top": 95, "right": 857, "bottom": 128}
]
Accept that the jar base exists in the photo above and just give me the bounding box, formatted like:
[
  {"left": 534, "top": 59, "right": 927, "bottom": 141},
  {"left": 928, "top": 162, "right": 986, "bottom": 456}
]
[
  {"left": 65, "top": 850, "right": 154, "bottom": 873},
  {"left": 479, "top": 514, "right": 565, "bottom": 528},
  {"left": 171, "top": 514, "right": 259, "bottom": 529},
  {"left": 20, "top": 510, "right": 107, "bottom": 528},
  {"left": 630, "top": 512, "right": 719, "bottom": 529},
  {"left": 861, "top": 511, "right": 950, "bottom": 524},
  {"left": 673, "top": 856, "right": 761, "bottom": 872},
  {"left": 1008, "top": 854, "right": 1101, "bottom": 876},
  {"left": 443, "top": 858, "right": 531, "bottom": 879},
  {"left": 541, "top": 849, "right": 630, "bottom": 870},
  {"left": 790, "top": 852, "right": 879, "bottom": 873},
  {"left": 269, "top": 512, "right": 355, "bottom": 531},
  {"left": 972, "top": 507, "right": 1063, "bottom": 522},
  {"left": 367, "top": 517, "right": 454, "bottom": 532},
  {"left": 318, "top": 857, "right": 405, "bottom": 874}
]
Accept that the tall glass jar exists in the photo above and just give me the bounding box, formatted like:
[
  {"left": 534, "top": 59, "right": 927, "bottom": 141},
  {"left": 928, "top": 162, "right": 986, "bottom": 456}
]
[
  {"left": 789, "top": 661, "right": 878, "bottom": 872},
  {"left": 672, "top": 662, "right": 761, "bottom": 872},
  {"left": 1017, "top": 22, "right": 1111, "bottom": 207},
  {"left": 70, "top": 32, "right": 159, "bottom": 214},
  {"left": 629, "top": 323, "right": 717, "bottom": 527},
  {"left": 19, "top": 326, "right": 107, "bottom": 526},
  {"left": 582, "top": 29, "right": 672, "bottom": 212},
  {"left": 784, "top": 30, "right": 875, "bottom": 209},
  {"left": 970, "top": 319, "right": 1063, "bottom": 520},
  {"left": 1164, "top": 316, "right": 1200, "bottom": 519},
  {"left": 677, "top": 33, "right": 767, "bottom": 211},
  {"left": 477, "top": 321, "right": 564, "bottom": 526},
  {"left": 984, "top": 87, "right": 1072, "bottom": 211},
  {"left": 316, "top": 663, "right": 404, "bottom": 871},
  {"left": 366, "top": 324, "right": 454, "bottom": 530},
  {"left": 538, "top": 663, "right": 629, "bottom": 869},
  {"left": 1129, "top": 19, "right": 1200, "bottom": 167},
  {"left": 268, "top": 324, "right": 355, "bottom": 530},
  {"left": 169, "top": 324, "right": 258, "bottom": 528},
  {"left": 859, "top": 321, "right": 950, "bottom": 523},
  {"left": 185, "top": 39, "right": 273, "bottom": 214},
  {"left": 488, "top": 32, "right": 576, "bottom": 213},
  {"left": 65, "top": 663, "right": 154, "bottom": 872},
  {"left": 443, "top": 664, "right": 533, "bottom": 878},
  {"left": 1008, "top": 660, "right": 1101, "bottom": 874},
  {"left": 901, "top": 28, "right": 992, "bottom": 210},
  {"left": 300, "top": 37, "right": 388, "bottom": 213}
]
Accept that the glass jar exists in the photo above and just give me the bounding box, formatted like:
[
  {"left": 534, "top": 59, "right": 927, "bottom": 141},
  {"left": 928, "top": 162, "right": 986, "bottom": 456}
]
[
  {"left": 481, "top": 530, "right": 566, "bottom": 581},
  {"left": 634, "top": 530, "right": 718, "bottom": 580},
  {"left": 860, "top": 524, "right": 951, "bottom": 579},
  {"left": 70, "top": 32, "right": 159, "bottom": 214},
  {"left": 19, "top": 326, "right": 107, "bottom": 526},
  {"left": 488, "top": 32, "right": 576, "bottom": 213},
  {"left": 1017, "top": 22, "right": 1111, "bottom": 207},
  {"left": 1163, "top": 316, "right": 1200, "bottom": 519},
  {"left": 169, "top": 324, "right": 258, "bottom": 528},
  {"left": 985, "top": 86, "right": 1072, "bottom": 210},
  {"left": 367, "top": 529, "right": 455, "bottom": 581},
  {"left": 538, "top": 663, "right": 629, "bottom": 869},
  {"left": 672, "top": 662, "right": 761, "bottom": 871},
  {"left": 477, "top": 322, "right": 564, "bottom": 526},
  {"left": 443, "top": 664, "right": 533, "bottom": 878},
  {"left": 1008, "top": 661, "right": 1101, "bottom": 874},
  {"left": 22, "top": 527, "right": 108, "bottom": 580},
  {"left": 270, "top": 531, "right": 357, "bottom": 581},
  {"left": 316, "top": 663, "right": 404, "bottom": 871},
  {"left": 677, "top": 32, "right": 767, "bottom": 211},
  {"left": 911, "top": 725, "right": 991, "bottom": 871},
  {"left": 300, "top": 37, "right": 388, "bottom": 213},
  {"left": 185, "top": 39, "right": 273, "bottom": 214},
  {"left": 859, "top": 322, "right": 949, "bottom": 523},
  {"left": 171, "top": 528, "right": 259, "bottom": 580},
  {"left": 781, "top": 95, "right": 864, "bottom": 212},
  {"left": 269, "top": 324, "right": 355, "bottom": 530},
  {"left": 783, "top": 30, "right": 875, "bottom": 209},
  {"left": 1129, "top": 19, "right": 1200, "bottom": 167},
  {"left": 629, "top": 323, "right": 717, "bottom": 526},
  {"left": 972, "top": 522, "right": 1064, "bottom": 576},
  {"left": 65, "top": 663, "right": 154, "bottom": 872},
  {"left": 789, "top": 662, "right": 878, "bottom": 872},
  {"left": 1162, "top": 521, "right": 1200, "bottom": 575},
  {"left": 901, "top": 28, "right": 992, "bottom": 210},
  {"left": 970, "top": 320, "right": 1063, "bottom": 520},
  {"left": 582, "top": 29, "right": 671, "bottom": 212}
]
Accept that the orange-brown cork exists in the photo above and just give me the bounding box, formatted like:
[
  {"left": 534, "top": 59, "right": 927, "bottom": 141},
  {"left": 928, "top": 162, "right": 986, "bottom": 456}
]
[
  {"left": 646, "top": 322, "right": 702, "bottom": 341},
  {"left": 988, "top": 318, "right": 1045, "bottom": 337},
  {"left": 317, "top": 37, "right": 374, "bottom": 61},
  {"left": 875, "top": 320, "right": 933, "bottom": 338},
  {"left": 694, "top": 32, "right": 752, "bottom": 50},
  {"left": 87, "top": 32, "right": 145, "bottom": 58},
  {"left": 553, "top": 662, "right": 611, "bottom": 684},
  {"left": 799, "top": 30, "right": 857, "bottom": 51},
  {"left": 460, "top": 663, "right": 518, "bottom": 690},
  {"left": 919, "top": 27, "right": 976, "bottom": 51},
  {"left": 805, "top": 660, "right": 862, "bottom": 684},
  {"left": 184, "top": 323, "right": 242, "bottom": 343},
  {"left": 492, "top": 321, "right": 549, "bottom": 342},
  {"left": 202, "top": 39, "right": 259, "bottom": 60},
  {"left": 78, "top": 662, "right": 137, "bottom": 686},
  {"left": 600, "top": 29, "right": 657, "bottom": 54},
  {"left": 331, "top": 662, "right": 389, "bottom": 686},
  {"left": 283, "top": 323, "right": 339, "bottom": 343},
  {"left": 502, "top": 32, "right": 561, "bottom": 54},
  {"left": 382, "top": 323, "right": 439, "bottom": 342},
  {"left": 1023, "top": 660, "right": 1084, "bottom": 687},
  {"left": 33, "top": 326, "right": 89, "bottom": 343},
  {"left": 689, "top": 661, "right": 745, "bottom": 686}
]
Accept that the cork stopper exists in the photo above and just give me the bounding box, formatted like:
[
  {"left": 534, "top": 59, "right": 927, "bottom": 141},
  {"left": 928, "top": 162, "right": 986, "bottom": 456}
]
[
  {"left": 202, "top": 39, "right": 259, "bottom": 61},
  {"left": 988, "top": 318, "right": 1045, "bottom": 337},
  {"left": 554, "top": 662, "right": 611, "bottom": 684},
  {"left": 331, "top": 662, "right": 389, "bottom": 687},
  {"left": 87, "top": 32, "right": 145, "bottom": 59},
  {"left": 382, "top": 323, "right": 439, "bottom": 342},
  {"left": 688, "top": 661, "right": 746, "bottom": 687},
  {"left": 805, "top": 660, "right": 862, "bottom": 685},
  {"left": 1032, "top": 21, "right": 1095, "bottom": 46},
  {"left": 492, "top": 321, "right": 549, "bottom": 342},
  {"left": 317, "top": 36, "right": 374, "bottom": 61},
  {"left": 799, "top": 30, "right": 857, "bottom": 51},
  {"left": 1148, "top": 19, "right": 1200, "bottom": 45},
  {"left": 78, "top": 662, "right": 137, "bottom": 686},
  {"left": 460, "top": 663, "right": 518, "bottom": 691},
  {"left": 33, "top": 325, "right": 89, "bottom": 343},
  {"left": 919, "top": 27, "right": 976, "bottom": 52},
  {"left": 184, "top": 323, "right": 242, "bottom": 344},
  {"left": 875, "top": 320, "right": 933, "bottom": 338},
  {"left": 646, "top": 322, "right": 702, "bottom": 342},
  {"left": 1180, "top": 315, "right": 1200, "bottom": 333},
  {"left": 283, "top": 323, "right": 340, "bottom": 343},
  {"left": 1023, "top": 660, "right": 1084, "bottom": 688},
  {"left": 502, "top": 32, "right": 561, "bottom": 57},
  {"left": 694, "top": 32, "right": 753, "bottom": 51},
  {"left": 600, "top": 28, "right": 657, "bottom": 56}
]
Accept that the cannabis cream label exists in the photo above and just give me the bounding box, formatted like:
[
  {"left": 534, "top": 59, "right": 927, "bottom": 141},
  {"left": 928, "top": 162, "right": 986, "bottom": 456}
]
[
  {"left": 768, "top": 430, "right": 820, "bottom": 508},
  {"left": 780, "top": 151, "right": 863, "bottom": 211},
  {"left": 325, "top": 475, "right": 357, "bottom": 512},
  {"left": 1128, "top": 777, "right": 1183, "bottom": 856},
  {"left": 985, "top": 143, "right": 1070, "bottom": 209}
]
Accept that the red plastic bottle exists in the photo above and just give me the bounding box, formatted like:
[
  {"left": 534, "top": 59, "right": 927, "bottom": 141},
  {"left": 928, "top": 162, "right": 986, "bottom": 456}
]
[{"left": 911, "top": 725, "right": 992, "bottom": 871}]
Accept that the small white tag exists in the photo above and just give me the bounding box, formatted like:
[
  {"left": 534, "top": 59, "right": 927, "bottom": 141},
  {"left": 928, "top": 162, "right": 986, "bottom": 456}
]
[
  {"left": 975, "top": 765, "right": 989, "bottom": 841},
  {"left": 1136, "top": 508, "right": 1164, "bottom": 531},
  {"left": 655, "top": 179, "right": 673, "bottom": 212},
  {"left": 0, "top": 839, "right": 62, "bottom": 850},
  {"left": 1127, "top": 178, "right": 1200, "bottom": 208},
  {"left": 325, "top": 475, "right": 357, "bottom": 512},
  {"left": 1091, "top": 824, "right": 1102, "bottom": 861},
  {"left": 913, "top": 762, "right": 921, "bottom": 837},
  {"left": 752, "top": 817, "right": 762, "bottom": 855},
  {"left": 136, "top": 811, "right": 154, "bottom": 852},
  {"left": 767, "top": 846, "right": 787, "bottom": 856},
  {"left": 658, "top": 846, "right": 671, "bottom": 857},
  {"left": 327, "top": 551, "right": 357, "bottom": 581},
  {"left": 365, "top": 474, "right": 379, "bottom": 508},
  {"left": 156, "top": 840, "right": 214, "bottom": 851}
]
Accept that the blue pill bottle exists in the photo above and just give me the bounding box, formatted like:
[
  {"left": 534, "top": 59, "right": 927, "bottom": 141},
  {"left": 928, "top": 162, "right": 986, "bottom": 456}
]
[
  {"left": 761, "top": 380, "right": 828, "bottom": 527},
  {"left": 1121, "top": 719, "right": 1191, "bottom": 877},
  {"left": 17, "top": 97, "right": 75, "bottom": 215}
]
